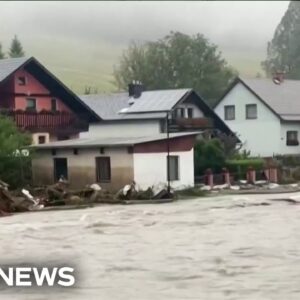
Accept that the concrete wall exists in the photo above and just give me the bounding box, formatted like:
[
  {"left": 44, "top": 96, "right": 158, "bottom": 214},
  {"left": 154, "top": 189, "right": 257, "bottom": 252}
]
[
  {"left": 80, "top": 120, "right": 161, "bottom": 138},
  {"left": 32, "top": 147, "right": 134, "bottom": 191},
  {"left": 133, "top": 149, "right": 194, "bottom": 190},
  {"left": 214, "top": 82, "right": 281, "bottom": 157}
]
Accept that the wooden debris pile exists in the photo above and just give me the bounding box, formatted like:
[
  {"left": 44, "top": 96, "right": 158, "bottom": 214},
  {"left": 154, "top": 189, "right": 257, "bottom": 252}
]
[{"left": 0, "top": 177, "right": 173, "bottom": 217}]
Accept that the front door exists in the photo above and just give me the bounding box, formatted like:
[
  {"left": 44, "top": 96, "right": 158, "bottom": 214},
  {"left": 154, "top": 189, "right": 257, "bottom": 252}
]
[{"left": 53, "top": 158, "right": 68, "bottom": 181}]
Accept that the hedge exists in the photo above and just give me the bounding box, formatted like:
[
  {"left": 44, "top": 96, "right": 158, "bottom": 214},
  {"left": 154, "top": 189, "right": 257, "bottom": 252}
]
[{"left": 225, "top": 158, "right": 265, "bottom": 179}]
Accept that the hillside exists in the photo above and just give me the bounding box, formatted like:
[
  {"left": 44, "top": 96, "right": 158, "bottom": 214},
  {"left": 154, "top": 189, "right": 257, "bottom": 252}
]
[{"left": 4, "top": 36, "right": 265, "bottom": 95}]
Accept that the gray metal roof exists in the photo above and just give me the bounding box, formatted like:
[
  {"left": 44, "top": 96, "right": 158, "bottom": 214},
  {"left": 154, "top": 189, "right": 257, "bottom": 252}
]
[
  {"left": 0, "top": 57, "right": 29, "bottom": 82},
  {"left": 80, "top": 93, "right": 129, "bottom": 120},
  {"left": 125, "top": 89, "right": 191, "bottom": 113},
  {"left": 80, "top": 89, "right": 191, "bottom": 121},
  {"left": 32, "top": 132, "right": 202, "bottom": 149},
  {"left": 241, "top": 78, "right": 300, "bottom": 121}
]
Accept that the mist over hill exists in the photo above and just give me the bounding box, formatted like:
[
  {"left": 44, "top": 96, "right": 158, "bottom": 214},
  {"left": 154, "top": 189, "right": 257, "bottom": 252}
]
[{"left": 0, "top": 1, "right": 289, "bottom": 94}]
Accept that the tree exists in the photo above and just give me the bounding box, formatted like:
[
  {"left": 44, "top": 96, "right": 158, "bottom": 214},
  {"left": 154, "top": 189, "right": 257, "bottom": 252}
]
[
  {"left": 0, "top": 43, "right": 5, "bottom": 59},
  {"left": 9, "top": 35, "right": 25, "bottom": 58},
  {"left": 84, "top": 86, "right": 98, "bottom": 95},
  {"left": 194, "top": 139, "right": 226, "bottom": 176},
  {"left": 262, "top": 1, "right": 300, "bottom": 78},
  {"left": 0, "top": 115, "right": 31, "bottom": 187},
  {"left": 114, "top": 31, "right": 237, "bottom": 106}
]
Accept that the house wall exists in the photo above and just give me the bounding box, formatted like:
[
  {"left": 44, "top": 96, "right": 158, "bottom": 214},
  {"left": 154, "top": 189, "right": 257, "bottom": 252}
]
[
  {"left": 80, "top": 120, "right": 161, "bottom": 138},
  {"left": 12, "top": 69, "right": 71, "bottom": 112},
  {"left": 32, "top": 147, "right": 134, "bottom": 191},
  {"left": 214, "top": 82, "right": 281, "bottom": 157},
  {"left": 133, "top": 149, "right": 194, "bottom": 190},
  {"left": 32, "top": 136, "right": 196, "bottom": 191},
  {"left": 279, "top": 122, "right": 300, "bottom": 155},
  {"left": 174, "top": 103, "right": 204, "bottom": 118},
  {"left": 0, "top": 77, "right": 15, "bottom": 109}
]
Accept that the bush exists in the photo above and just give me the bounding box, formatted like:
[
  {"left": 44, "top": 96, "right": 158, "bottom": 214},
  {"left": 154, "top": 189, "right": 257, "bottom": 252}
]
[
  {"left": 194, "top": 139, "right": 226, "bottom": 176},
  {"left": 292, "top": 167, "right": 300, "bottom": 181},
  {"left": 225, "top": 158, "right": 265, "bottom": 179},
  {"left": 275, "top": 155, "right": 300, "bottom": 167},
  {"left": 0, "top": 156, "right": 32, "bottom": 188},
  {"left": 0, "top": 115, "right": 32, "bottom": 188}
]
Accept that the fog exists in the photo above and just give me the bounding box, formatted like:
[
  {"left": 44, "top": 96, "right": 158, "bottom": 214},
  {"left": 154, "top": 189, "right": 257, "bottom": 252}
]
[{"left": 0, "top": 1, "right": 289, "bottom": 91}]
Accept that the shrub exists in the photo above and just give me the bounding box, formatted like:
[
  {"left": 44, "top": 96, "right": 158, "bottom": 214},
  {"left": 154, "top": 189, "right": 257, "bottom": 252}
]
[
  {"left": 292, "top": 167, "right": 300, "bottom": 181},
  {"left": 225, "top": 158, "right": 265, "bottom": 179},
  {"left": 0, "top": 115, "right": 32, "bottom": 188},
  {"left": 194, "top": 138, "right": 226, "bottom": 176},
  {"left": 275, "top": 155, "right": 300, "bottom": 167}
]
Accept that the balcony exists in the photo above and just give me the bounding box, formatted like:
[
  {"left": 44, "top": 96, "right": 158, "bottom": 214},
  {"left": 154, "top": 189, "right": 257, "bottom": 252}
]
[
  {"left": 0, "top": 110, "right": 89, "bottom": 134},
  {"left": 168, "top": 117, "right": 214, "bottom": 132}
]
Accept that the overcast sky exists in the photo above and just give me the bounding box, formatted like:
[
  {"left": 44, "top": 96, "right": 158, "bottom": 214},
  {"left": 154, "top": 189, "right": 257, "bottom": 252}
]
[
  {"left": 0, "top": 1, "right": 291, "bottom": 86},
  {"left": 0, "top": 1, "right": 288, "bottom": 50}
]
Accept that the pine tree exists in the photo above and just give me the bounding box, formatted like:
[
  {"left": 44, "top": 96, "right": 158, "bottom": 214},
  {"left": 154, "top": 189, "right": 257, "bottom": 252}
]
[
  {"left": 0, "top": 43, "right": 5, "bottom": 59},
  {"left": 262, "top": 1, "right": 300, "bottom": 78},
  {"left": 9, "top": 35, "right": 25, "bottom": 58}
]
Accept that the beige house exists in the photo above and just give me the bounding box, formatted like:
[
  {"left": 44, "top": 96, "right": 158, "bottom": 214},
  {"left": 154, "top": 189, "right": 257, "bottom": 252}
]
[{"left": 32, "top": 132, "right": 200, "bottom": 191}]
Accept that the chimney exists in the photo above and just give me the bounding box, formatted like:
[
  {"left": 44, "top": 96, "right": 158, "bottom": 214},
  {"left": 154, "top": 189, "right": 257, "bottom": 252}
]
[
  {"left": 273, "top": 71, "right": 285, "bottom": 85},
  {"left": 128, "top": 81, "right": 144, "bottom": 98}
]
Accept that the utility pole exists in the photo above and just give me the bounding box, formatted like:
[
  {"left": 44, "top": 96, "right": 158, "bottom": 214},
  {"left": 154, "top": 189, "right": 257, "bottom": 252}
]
[{"left": 166, "top": 111, "right": 170, "bottom": 194}]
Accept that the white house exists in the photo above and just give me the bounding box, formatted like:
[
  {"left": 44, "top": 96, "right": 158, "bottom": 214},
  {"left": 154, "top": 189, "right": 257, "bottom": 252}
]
[
  {"left": 214, "top": 76, "right": 300, "bottom": 157},
  {"left": 79, "top": 83, "right": 233, "bottom": 139},
  {"left": 31, "top": 132, "right": 198, "bottom": 191}
]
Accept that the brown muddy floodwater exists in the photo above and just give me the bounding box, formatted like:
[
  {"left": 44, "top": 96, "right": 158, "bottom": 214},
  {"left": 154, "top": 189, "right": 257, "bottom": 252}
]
[{"left": 1, "top": 193, "right": 300, "bottom": 300}]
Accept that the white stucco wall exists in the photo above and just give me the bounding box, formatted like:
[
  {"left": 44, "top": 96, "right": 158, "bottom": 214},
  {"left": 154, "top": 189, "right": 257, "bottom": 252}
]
[
  {"left": 214, "top": 82, "right": 281, "bottom": 157},
  {"left": 80, "top": 120, "right": 161, "bottom": 138},
  {"left": 279, "top": 122, "right": 300, "bottom": 155},
  {"left": 133, "top": 149, "right": 194, "bottom": 190}
]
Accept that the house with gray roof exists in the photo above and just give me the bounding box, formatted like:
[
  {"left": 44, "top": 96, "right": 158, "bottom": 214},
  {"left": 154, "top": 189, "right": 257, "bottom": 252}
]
[
  {"left": 80, "top": 83, "right": 233, "bottom": 139},
  {"left": 214, "top": 75, "right": 300, "bottom": 157}
]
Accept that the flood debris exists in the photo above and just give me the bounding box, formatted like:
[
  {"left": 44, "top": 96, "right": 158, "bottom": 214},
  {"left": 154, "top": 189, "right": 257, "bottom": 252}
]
[
  {"left": 0, "top": 180, "right": 44, "bottom": 216},
  {"left": 0, "top": 177, "right": 176, "bottom": 215}
]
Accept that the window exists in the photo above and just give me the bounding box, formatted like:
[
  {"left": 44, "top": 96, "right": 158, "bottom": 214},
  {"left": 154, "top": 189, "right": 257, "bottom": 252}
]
[
  {"left": 96, "top": 157, "right": 111, "bottom": 182},
  {"left": 26, "top": 98, "right": 36, "bottom": 111},
  {"left": 38, "top": 135, "right": 46, "bottom": 144},
  {"left": 167, "top": 155, "right": 179, "bottom": 181},
  {"left": 246, "top": 104, "right": 257, "bottom": 119},
  {"left": 73, "top": 148, "right": 78, "bottom": 155},
  {"left": 100, "top": 147, "right": 105, "bottom": 154},
  {"left": 224, "top": 105, "right": 235, "bottom": 120},
  {"left": 187, "top": 108, "right": 194, "bottom": 118},
  {"left": 53, "top": 158, "right": 68, "bottom": 181},
  {"left": 17, "top": 76, "right": 26, "bottom": 86},
  {"left": 51, "top": 98, "right": 57, "bottom": 112},
  {"left": 176, "top": 108, "right": 185, "bottom": 118},
  {"left": 287, "top": 131, "right": 299, "bottom": 146}
]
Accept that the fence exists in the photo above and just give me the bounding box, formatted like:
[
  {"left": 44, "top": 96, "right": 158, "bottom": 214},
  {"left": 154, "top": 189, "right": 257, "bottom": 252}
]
[{"left": 195, "top": 167, "right": 278, "bottom": 186}]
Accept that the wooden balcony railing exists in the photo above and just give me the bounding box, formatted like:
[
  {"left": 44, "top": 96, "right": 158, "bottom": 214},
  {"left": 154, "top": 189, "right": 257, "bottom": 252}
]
[
  {"left": 170, "top": 117, "right": 214, "bottom": 129},
  {"left": 0, "top": 110, "right": 89, "bottom": 133}
]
